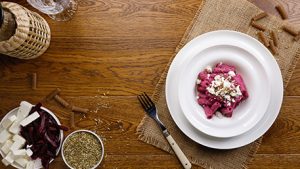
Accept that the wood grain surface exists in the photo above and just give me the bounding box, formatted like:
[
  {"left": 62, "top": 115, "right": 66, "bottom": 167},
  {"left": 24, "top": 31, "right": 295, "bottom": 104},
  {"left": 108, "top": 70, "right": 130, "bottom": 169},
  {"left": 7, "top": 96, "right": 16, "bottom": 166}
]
[{"left": 0, "top": 0, "right": 300, "bottom": 168}]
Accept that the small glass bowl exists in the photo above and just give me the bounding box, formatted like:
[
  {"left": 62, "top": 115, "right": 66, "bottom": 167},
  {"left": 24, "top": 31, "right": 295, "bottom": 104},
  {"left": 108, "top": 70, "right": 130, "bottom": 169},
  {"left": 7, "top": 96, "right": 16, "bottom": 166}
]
[{"left": 61, "top": 130, "right": 105, "bottom": 169}]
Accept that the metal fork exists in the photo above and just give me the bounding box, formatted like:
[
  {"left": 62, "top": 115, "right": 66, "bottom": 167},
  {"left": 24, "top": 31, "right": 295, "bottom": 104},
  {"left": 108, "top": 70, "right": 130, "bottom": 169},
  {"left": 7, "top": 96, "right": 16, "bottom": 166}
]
[{"left": 138, "top": 93, "right": 192, "bottom": 169}]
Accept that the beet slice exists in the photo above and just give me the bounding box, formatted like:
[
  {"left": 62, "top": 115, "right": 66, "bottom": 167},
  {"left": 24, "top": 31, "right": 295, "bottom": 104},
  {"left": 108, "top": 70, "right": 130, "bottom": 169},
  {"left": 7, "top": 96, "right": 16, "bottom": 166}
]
[
  {"left": 58, "top": 125, "right": 69, "bottom": 131},
  {"left": 20, "top": 103, "right": 68, "bottom": 169}
]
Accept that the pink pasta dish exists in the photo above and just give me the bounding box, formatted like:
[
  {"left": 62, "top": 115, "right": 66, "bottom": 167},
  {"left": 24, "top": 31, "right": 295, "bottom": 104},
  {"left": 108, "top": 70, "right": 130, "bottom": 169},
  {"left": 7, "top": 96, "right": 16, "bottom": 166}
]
[{"left": 196, "top": 62, "right": 248, "bottom": 119}]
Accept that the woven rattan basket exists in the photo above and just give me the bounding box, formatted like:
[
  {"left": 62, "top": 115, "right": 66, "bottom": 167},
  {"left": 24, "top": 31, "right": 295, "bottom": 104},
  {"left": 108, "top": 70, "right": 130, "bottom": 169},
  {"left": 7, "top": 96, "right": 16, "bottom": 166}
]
[{"left": 0, "top": 2, "right": 51, "bottom": 59}]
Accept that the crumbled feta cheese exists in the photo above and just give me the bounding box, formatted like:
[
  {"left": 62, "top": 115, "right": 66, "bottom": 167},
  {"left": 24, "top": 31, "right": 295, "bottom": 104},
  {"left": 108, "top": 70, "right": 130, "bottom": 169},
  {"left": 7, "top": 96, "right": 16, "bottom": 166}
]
[
  {"left": 205, "top": 66, "right": 212, "bottom": 73},
  {"left": 206, "top": 71, "right": 242, "bottom": 103},
  {"left": 196, "top": 79, "right": 201, "bottom": 84},
  {"left": 223, "top": 80, "right": 231, "bottom": 88},
  {"left": 214, "top": 80, "right": 222, "bottom": 86},
  {"left": 230, "top": 92, "right": 237, "bottom": 97},
  {"left": 196, "top": 96, "right": 199, "bottom": 99},
  {"left": 214, "top": 75, "right": 221, "bottom": 80},
  {"left": 236, "top": 86, "right": 242, "bottom": 96},
  {"left": 228, "top": 71, "right": 236, "bottom": 77},
  {"left": 207, "top": 74, "right": 210, "bottom": 79},
  {"left": 232, "top": 99, "right": 236, "bottom": 103},
  {"left": 224, "top": 95, "right": 231, "bottom": 101},
  {"left": 206, "top": 87, "right": 215, "bottom": 95},
  {"left": 215, "top": 111, "right": 224, "bottom": 118}
]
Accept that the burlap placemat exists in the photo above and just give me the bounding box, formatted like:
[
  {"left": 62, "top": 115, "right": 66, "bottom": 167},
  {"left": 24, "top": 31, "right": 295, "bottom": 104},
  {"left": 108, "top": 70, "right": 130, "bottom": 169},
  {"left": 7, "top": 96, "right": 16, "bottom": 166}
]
[{"left": 137, "top": 0, "right": 300, "bottom": 168}]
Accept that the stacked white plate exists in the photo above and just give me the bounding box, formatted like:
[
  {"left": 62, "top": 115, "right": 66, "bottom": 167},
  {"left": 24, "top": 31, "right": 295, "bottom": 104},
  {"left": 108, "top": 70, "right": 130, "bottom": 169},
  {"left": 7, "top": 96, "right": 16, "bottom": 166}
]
[{"left": 166, "top": 30, "right": 283, "bottom": 149}]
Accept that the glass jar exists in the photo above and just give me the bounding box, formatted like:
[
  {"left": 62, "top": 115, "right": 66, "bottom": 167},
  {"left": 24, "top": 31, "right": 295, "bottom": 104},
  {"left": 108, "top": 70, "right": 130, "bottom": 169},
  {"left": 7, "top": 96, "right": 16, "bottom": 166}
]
[{"left": 0, "top": 2, "right": 16, "bottom": 41}]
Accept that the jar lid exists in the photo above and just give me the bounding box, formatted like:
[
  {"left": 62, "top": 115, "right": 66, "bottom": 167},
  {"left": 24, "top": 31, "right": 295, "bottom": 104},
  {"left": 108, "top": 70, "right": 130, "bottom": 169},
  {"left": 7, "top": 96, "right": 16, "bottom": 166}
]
[{"left": 0, "top": 3, "right": 3, "bottom": 28}]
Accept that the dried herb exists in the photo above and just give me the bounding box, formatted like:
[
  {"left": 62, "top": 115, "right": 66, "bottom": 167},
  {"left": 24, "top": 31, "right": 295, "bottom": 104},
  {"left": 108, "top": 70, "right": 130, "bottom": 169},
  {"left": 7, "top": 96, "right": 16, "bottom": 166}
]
[{"left": 63, "top": 132, "right": 102, "bottom": 169}]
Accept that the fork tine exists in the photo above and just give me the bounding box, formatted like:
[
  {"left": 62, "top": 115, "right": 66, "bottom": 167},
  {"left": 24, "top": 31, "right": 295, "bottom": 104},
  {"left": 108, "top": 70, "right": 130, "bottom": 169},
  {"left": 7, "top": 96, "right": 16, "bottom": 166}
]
[
  {"left": 138, "top": 95, "right": 148, "bottom": 110},
  {"left": 143, "top": 92, "right": 155, "bottom": 107},
  {"left": 141, "top": 93, "right": 151, "bottom": 108},
  {"left": 140, "top": 94, "right": 151, "bottom": 109}
]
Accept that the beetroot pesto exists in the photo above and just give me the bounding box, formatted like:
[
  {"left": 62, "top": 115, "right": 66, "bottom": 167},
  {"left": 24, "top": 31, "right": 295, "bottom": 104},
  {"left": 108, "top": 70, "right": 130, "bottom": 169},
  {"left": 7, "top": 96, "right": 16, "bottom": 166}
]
[{"left": 63, "top": 132, "right": 103, "bottom": 169}]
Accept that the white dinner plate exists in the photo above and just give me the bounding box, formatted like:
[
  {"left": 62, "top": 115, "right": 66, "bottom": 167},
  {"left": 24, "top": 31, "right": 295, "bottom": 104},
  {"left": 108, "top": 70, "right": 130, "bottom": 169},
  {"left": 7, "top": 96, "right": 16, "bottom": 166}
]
[
  {"left": 0, "top": 105, "right": 63, "bottom": 169},
  {"left": 166, "top": 30, "right": 283, "bottom": 149},
  {"left": 178, "top": 44, "right": 270, "bottom": 138}
]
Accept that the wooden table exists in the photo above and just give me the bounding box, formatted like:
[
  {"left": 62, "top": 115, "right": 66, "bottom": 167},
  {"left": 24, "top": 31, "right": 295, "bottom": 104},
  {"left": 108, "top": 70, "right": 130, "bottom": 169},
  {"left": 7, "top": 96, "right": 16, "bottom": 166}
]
[{"left": 1, "top": 0, "right": 299, "bottom": 168}]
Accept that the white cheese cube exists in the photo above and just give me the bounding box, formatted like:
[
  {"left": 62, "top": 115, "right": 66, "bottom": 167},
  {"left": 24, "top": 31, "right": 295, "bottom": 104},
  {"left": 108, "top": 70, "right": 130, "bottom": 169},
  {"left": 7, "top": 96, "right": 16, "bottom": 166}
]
[
  {"left": 13, "top": 134, "right": 26, "bottom": 145},
  {"left": 2, "top": 115, "right": 17, "bottom": 129},
  {"left": 2, "top": 152, "right": 14, "bottom": 166},
  {"left": 17, "top": 101, "right": 33, "bottom": 121},
  {"left": 9, "top": 121, "right": 21, "bottom": 134},
  {"left": 10, "top": 141, "right": 24, "bottom": 151},
  {"left": 205, "top": 66, "right": 212, "bottom": 73},
  {"left": 1, "top": 139, "right": 13, "bottom": 155},
  {"left": 20, "top": 112, "right": 40, "bottom": 127},
  {"left": 26, "top": 149, "right": 33, "bottom": 157},
  {"left": 12, "top": 149, "right": 27, "bottom": 158},
  {"left": 26, "top": 161, "right": 34, "bottom": 169},
  {"left": 34, "top": 158, "right": 42, "bottom": 168},
  {"left": 1, "top": 158, "right": 11, "bottom": 166},
  {"left": 0, "top": 129, "right": 12, "bottom": 144},
  {"left": 15, "top": 157, "right": 29, "bottom": 168}
]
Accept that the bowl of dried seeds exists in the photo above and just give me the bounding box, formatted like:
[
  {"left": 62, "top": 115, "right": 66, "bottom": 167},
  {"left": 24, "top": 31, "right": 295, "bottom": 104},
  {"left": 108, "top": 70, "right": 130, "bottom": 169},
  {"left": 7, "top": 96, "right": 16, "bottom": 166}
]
[{"left": 61, "top": 130, "right": 104, "bottom": 169}]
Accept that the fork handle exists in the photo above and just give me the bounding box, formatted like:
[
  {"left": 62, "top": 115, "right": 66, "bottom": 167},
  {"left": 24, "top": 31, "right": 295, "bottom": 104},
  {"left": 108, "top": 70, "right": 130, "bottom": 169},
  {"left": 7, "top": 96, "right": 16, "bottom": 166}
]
[{"left": 165, "top": 134, "right": 192, "bottom": 169}]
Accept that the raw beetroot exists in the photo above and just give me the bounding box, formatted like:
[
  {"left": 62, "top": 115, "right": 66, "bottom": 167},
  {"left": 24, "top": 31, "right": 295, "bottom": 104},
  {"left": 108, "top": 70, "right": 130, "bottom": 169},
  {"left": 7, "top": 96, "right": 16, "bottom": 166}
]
[{"left": 20, "top": 103, "right": 68, "bottom": 169}]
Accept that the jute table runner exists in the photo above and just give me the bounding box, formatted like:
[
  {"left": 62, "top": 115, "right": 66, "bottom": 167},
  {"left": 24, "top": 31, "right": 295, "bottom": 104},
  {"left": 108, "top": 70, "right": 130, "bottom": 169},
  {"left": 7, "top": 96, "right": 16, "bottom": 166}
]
[{"left": 137, "top": 0, "right": 300, "bottom": 168}]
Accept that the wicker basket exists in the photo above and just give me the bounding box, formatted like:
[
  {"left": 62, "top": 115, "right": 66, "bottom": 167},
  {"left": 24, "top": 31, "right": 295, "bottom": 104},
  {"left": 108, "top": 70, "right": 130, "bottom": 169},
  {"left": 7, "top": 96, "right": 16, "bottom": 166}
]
[{"left": 0, "top": 2, "right": 51, "bottom": 59}]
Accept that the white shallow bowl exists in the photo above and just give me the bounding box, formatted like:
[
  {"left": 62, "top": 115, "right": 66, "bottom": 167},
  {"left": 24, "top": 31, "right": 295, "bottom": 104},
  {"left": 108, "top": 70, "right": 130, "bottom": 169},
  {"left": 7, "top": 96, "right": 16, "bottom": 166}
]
[
  {"left": 61, "top": 130, "right": 105, "bottom": 169},
  {"left": 0, "top": 104, "right": 63, "bottom": 169},
  {"left": 166, "top": 30, "right": 283, "bottom": 149},
  {"left": 178, "top": 44, "right": 271, "bottom": 138}
]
